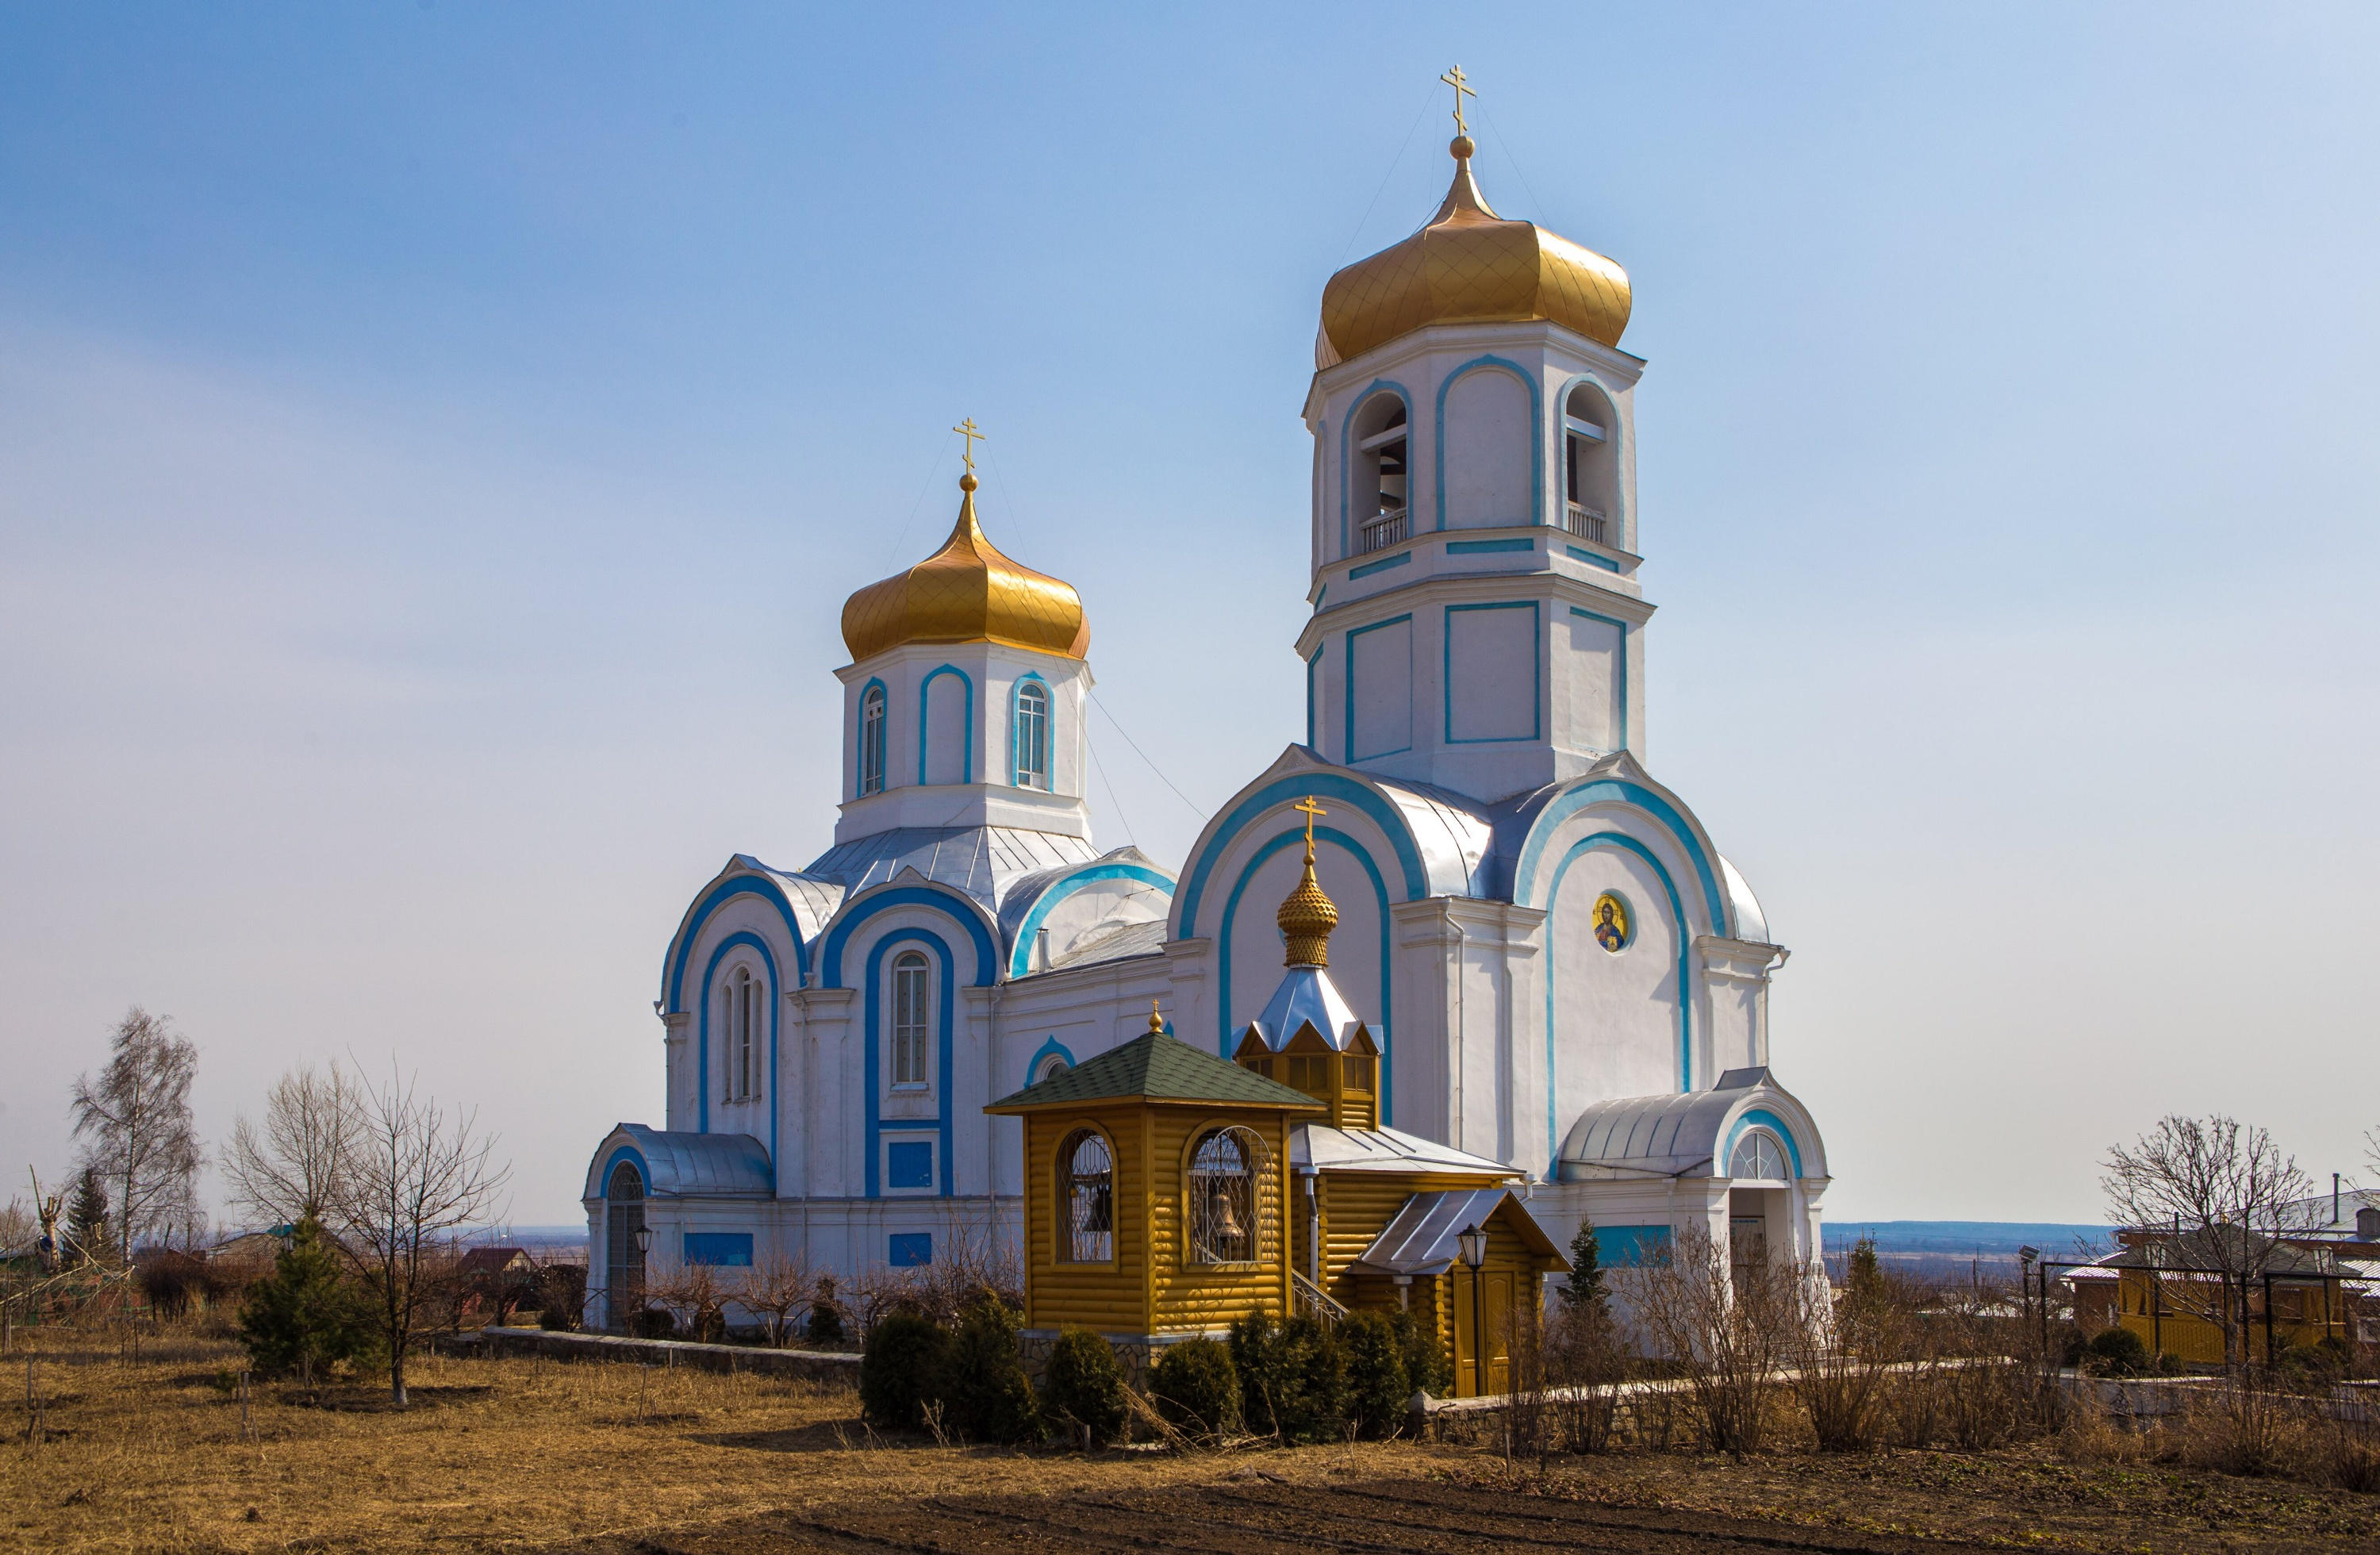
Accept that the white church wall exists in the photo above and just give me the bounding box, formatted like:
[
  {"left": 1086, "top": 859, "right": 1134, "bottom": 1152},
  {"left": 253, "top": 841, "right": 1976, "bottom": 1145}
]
[
  {"left": 1546, "top": 839, "right": 1687, "bottom": 1115},
  {"left": 1346, "top": 615, "right": 1413, "bottom": 761},
  {"left": 1559, "top": 609, "right": 1625, "bottom": 756},
  {"left": 1445, "top": 601, "right": 1538, "bottom": 743},
  {"left": 921, "top": 667, "right": 969, "bottom": 785}
]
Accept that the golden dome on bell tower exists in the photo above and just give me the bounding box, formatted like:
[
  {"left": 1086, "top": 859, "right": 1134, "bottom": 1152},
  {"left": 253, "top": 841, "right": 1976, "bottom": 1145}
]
[
  {"left": 1318, "top": 119, "right": 1632, "bottom": 367},
  {"left": 839, "top": 464, "right": 1090, "bottom": 665}
]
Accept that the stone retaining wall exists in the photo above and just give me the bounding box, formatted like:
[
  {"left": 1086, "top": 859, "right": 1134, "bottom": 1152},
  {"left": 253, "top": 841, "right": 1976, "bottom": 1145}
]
[{"left": 462, "top": 1325, "right": 860, "bottom": 1386}]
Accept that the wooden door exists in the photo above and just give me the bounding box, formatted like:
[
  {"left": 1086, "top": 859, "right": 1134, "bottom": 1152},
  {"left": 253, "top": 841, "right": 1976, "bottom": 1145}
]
[{"left": 1452, "top": 1267, "right": 1520, "bottom": 1398}]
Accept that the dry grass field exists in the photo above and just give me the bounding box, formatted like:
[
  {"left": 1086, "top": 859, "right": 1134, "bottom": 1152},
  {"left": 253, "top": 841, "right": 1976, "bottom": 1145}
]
[{"left": 5, "top": 1328, "right": 2378, "bottom": 1553}]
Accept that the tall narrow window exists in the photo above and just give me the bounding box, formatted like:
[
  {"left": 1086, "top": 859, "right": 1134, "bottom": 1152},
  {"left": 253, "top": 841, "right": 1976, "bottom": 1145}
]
[
  {"left": 891, "top": 950, "right": 929, "bottom": 1086},
  {"left": 722, "top": 966, "right": 763, "bottom": 1102},
  {"left": 859, "top": 684, "right": 887, "bottom": 796},
  {"left": 604, "top": 1162, "right": 645, "bottom": 1329},
  {"left": 1014, "top": 680, "right": 1050, "bottom": 789},
  {"left": 1188, "top": 1127, "right": 1258, "bottom": 1265},
  {"left": 1060, "top": 1129, "right": 1113, "bottom": 1262},
  {"left": 1563, "top": 383, "right": 1618, "bottom": 546}
]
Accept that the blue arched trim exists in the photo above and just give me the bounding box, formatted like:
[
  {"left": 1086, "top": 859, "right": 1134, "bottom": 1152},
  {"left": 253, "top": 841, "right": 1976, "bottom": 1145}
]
[
  {"left": 1006, "top": 863, "right": 1177, "bottom": 978},
  {"left": 820, "top": 886, "right": 999, "bottom": 989},
  {"left": 1009, "top": 671, "right": 1050, "bottom": 789},
  {"left": 1215, "top": 825, "right": 1394, "bottom": 1125},
  {"left": 697, "top": 932, "right": 778, "bottom": 1182},
  {"left": 1023, "top": 1035, "right": 1077, "bottom": 1088},
  {"left": 1434, "top": 355, "right": 1543, "bottom": 532},
  {"left": 1553, "top": 373, "right": 1626, "bottom": 545},
  {"left": 663, "top": 873, "right": 811, "bottom": 1013},
  {"left": 1724, "top": 1108, "right": 1805, "bottom": 1180},
  {"left": 1511, "top": 780, "right": 1727, "bottom": 931},
  {"left": 917, "top": 664, "right": 975, "bottom": 786},
  {"left": 862, "top": 928, "right": 955, "bottom": 1199},
  {"left": 1337, "top": 379, "right": 1415, "bottom": 559},
  {"left": 857, "top": 678, "right": 888, "bottom": 797},
  {"left": 1542, "top": 831, "right": 1691, "bottom": 1173},
  {"left": 597, "top": 1144, "right": 651, "bottom": 1199},
  {"left": 1177, "top": 774, "right": 1430, "bottom": 937}
]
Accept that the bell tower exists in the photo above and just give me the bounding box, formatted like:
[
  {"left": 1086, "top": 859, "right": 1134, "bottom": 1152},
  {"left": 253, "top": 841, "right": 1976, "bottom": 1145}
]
[{"left": 1296, "top": 80, "right": 1653, "bottom": 803}]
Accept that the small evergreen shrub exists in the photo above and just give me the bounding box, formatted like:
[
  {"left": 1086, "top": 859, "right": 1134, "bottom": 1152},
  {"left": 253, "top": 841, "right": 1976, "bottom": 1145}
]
[
  {"left": 1389, "top": 1304, "right": 1450, "bottom": 1398},
  {"left": 1150, "top": 1337, "right": 1239, "bottom": 1440},
  {"left": 859, "top": 1310, "right": 950, "bottom": 1432},
  {"left": 1043, "top": 1327, "right": 1128, "bottom": 1446},
  {"left": 939, "top": 1295, "right": 1041, "bottom": 1444},
  {"left": 1339, "top": 1310, "right": 1410, "bottom": 1439},
  {"left": 236, "top": 1217, "right": 378, "bottom": 1383},
  {"left": 1228, "top": 1311, "right": 1345, "bottom": 1445},
  {"left": 2082, "top": 1327, "right": 2150, "bottom": 1377},
  {"left": 1561, "top": 1221, "right": 1609, "bottom": 1312}
]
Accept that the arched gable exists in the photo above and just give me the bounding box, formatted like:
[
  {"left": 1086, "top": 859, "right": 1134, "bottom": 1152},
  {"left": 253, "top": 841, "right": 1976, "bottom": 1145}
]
[
  {"left": 999, "top": 851, "right": 1177, "bottom": 979},
  {"left": 1173, "top": 746, "right": 1490, "bottom": 942},
  {"left": 820, "top": 876, "right": 1000, "bottom": 989},
  {"left": 660, "top": 856, "right": 839, "bottom": 1015},
  {"left": 1508, "top": 757, "right": 1732, "bottom": 933}
]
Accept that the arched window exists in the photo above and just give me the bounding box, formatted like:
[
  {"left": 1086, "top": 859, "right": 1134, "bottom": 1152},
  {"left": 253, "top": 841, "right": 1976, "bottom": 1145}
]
[
  {"left": 1188, "top": 1127, "right": 1261, "bottom": 1265},
  {"left": 1563, "top": 382, "right": 1619, "bottom": 546},
  {"left": 1034, "top": 1052, "right": 1071, "bottom": 1085},
  {"left": 722, "top": 964, "right": 762, "bottom": 1103},
  {"left": 1353, "top": 394, "right": 1410, "bottom": 555},
  {"left": 1013, "top": 680, "right": 1050, "bottom": 790},
  {"left": 1059, "top": 1129, "right": 1113, "bottom": 1262},
  {"left": 859, "top": 683, "right": 888, "bottom": 796},
  {"left": 890, "top": 950, "right": 930, "bottom": 1087},
  {"left": 1729, "top": 1129, "right": 1790, "bottom": 1183},
  {"left": 604, "top": 1161, "right": 645, "bottom": 1327}
]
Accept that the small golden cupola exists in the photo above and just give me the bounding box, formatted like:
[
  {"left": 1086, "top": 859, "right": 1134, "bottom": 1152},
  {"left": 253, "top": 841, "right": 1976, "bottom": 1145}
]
[
  {"left": 839, "top": 467, "right": 1089, "bottom": 664},
  {"left": 1276, "top": 798, "right": 1341, "bottom": 969},
  {"left": 1316, "top": 123, "right": 1631, "bottom": 367}
]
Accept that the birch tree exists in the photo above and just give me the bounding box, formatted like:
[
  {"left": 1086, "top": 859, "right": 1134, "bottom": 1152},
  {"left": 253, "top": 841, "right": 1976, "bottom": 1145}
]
[{"left": 68, "top": 1007, "right": 202, "bottom": 1262}]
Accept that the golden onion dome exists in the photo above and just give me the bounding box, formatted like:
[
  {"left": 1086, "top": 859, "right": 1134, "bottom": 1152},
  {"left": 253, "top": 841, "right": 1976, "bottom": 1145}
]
[
  {"left": 1318, "top": 135, "right": 1631, "bottom": 367},
  {"left": 1276, "top": 843, "right": 1340, "bottom": 969},
  {"left": 840, "top": 474, "right": 1089, "bottom": 663}
]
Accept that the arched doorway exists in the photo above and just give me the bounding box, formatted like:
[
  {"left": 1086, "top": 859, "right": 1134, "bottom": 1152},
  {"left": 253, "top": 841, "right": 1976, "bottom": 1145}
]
[{"left": 605, "top": 1161, "right": 647, "bottom": 1330}]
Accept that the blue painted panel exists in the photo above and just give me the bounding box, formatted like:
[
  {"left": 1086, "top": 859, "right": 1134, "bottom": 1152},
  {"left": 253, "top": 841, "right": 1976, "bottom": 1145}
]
[
  {"left": 887, "top": 1141, "right": 935, "bottom": 1189},
  {"left": 1568, "top": 606, "right": 1630, "bottom": 751},
  {"left": 1596, "top": 1224, "right": 1672, "bottom": 1266},
  {"left": 683, "top": 1232, "right": 754, "bottom": 1267},
  {"left": 1447, "top": 538, "right": 1534, "bottom": 555},
  {"left": 1442, "top": 601, "right": 1541, "bottom": 745},
  {"left": 1344, "top": 613, "right": 1414, "bottom": 762},
  {"left": 1565, "top": 546, "right": 1621, "bottom": 574},
  {"left": 889, "top": 1232, "right": 934, "bottom": 1268},
  {"left": 1349, "top": 550, "right": 1411, "bottom": 581}
]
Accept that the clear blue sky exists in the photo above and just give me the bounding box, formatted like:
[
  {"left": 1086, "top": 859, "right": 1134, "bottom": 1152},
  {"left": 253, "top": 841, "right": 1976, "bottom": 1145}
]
[{"left": 4, "top": 3, "right": 2375, "bottom": 1227}]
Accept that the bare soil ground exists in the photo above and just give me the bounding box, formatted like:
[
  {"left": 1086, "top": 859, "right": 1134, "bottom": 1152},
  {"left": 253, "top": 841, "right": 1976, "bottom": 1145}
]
[{"left": 3, "top": 1334, "right": 2374, "bottom": 1553}]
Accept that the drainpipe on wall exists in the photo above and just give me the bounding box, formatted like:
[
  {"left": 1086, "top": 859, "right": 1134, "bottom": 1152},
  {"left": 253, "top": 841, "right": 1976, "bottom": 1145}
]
[{"left": 1301, "top": 1169, "right": 1321, "bottom": 1287}]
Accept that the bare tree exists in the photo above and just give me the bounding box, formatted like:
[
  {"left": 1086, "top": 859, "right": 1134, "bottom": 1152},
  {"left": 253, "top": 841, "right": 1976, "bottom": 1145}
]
[
  {"left": 737, "top": 1250, "right": 816, "bottom": 1347},
  {"left": 2102, "top": 1113, "right": 2311, "bottom": 1369},
  {"left": 223, "top": 1062, "right": 363, "bottom": 1228},
  {"left": 331, "top": 1068, "right": 509, "bottom": 1406},
  {"left": 1629, "top": 1219, "right": 1798, "bottom": 1455},
  {"left": 69, "top": 1007, "right": 202, "bottom": 1262}
]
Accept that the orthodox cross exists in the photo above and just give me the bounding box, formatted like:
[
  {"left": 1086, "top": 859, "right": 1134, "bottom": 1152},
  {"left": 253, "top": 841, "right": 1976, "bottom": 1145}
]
[
  {"left": 1440, "top": 65, "right": 1475, "bottom": 136},
  {"left": 1149, "top": 997, "right": 1166, "bottom": 1035},
  {"left": 1294, "top": 795, "right": 1327, "bottom": 858},
  {"left": 954, "top": 417, "right": 985, "bottom": 476}
]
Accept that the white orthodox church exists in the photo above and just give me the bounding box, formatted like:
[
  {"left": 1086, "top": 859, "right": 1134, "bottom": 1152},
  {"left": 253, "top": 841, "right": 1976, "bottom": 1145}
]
[{"left": 584, "top": 117, "right": 1832, "bottom": 1324}]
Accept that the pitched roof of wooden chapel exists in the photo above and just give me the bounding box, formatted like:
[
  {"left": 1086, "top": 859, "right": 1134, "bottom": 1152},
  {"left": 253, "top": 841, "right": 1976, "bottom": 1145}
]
[{"left": 986, "top": 1021, "right": 1323, "bottom": 1113}]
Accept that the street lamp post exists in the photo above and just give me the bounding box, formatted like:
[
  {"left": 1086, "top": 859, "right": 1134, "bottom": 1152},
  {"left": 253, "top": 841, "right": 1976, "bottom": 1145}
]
[
  {"left": 1457, "top": 1223, "right": 1489, "bottom": 1399},
  {"left": 631, "top": 1225, "right": 653, "bottom": 1330}
]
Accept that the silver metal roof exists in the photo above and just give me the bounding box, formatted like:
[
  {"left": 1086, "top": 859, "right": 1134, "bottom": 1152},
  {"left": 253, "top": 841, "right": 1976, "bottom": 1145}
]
[
  {"left": 1349, "top": 1187, "right": 1564, "bottom": 1278},
  {"left": 584, "top": 1124, "right": 773, "bottom": 1200},
  {"left": 1557, "top": 1067, "right": 1821, "bottom": 1182},
  {"left": 1245, "top": 963, "right": 1365, "bottom": 1051},
  {"left": 1292, "top": 1123, "right": 1516, "bottom": 1177},
  {"left": 806, "top": 825, "right": 1100, "bottom": 913}
]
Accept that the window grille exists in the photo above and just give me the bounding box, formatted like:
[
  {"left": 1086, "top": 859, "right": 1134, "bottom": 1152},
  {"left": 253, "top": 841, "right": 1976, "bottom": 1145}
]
[
  {"left": 1060, "top": 1130, "right": 1113, "bottom": 1262},
  {"left": 604, "top": 1162, "right": 645, "bottom": 1327},
  {"left": 891, "top": 951, "right": 929, "bottom": 1085},
  {"left": 1014, "top": 681, "right": 1050, "bottom": 790},
  {"left": 1188, "top": 1127, "right": 1260, "bottom": 1265},
  {"left": 1729, "top": 1131, "right": 1788, "bottom": 1182},
  {"left": 722, "top": 966, "right": 763, "bottom": 1102},
  {"left": 860, "top": 685, "right": 887, "bottom": 796}
]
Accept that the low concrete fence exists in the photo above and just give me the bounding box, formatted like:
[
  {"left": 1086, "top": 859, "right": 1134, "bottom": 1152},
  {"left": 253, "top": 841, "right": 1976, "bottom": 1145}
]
[{"left": 461, "top": 1325, "right": 860, "bottom": 1386}]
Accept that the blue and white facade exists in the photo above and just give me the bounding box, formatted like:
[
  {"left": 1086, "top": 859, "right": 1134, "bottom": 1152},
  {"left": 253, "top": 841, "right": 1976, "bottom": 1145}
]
[{"left": 583, "top": 140, "right": 1833, "bottom": 1324}]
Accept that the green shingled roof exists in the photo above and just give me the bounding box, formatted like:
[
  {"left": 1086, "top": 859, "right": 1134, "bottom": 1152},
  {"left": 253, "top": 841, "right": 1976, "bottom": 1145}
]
[{"left": 985, "top": 1028, "right": 1322, "bottom": 1112}]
